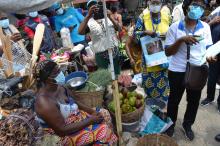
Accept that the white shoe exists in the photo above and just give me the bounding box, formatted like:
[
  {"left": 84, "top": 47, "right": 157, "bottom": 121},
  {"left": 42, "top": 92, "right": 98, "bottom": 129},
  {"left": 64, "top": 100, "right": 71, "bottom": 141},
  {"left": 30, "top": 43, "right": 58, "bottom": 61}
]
[{"left": 216, "top": 84, "right": 220, "bottom": 90}]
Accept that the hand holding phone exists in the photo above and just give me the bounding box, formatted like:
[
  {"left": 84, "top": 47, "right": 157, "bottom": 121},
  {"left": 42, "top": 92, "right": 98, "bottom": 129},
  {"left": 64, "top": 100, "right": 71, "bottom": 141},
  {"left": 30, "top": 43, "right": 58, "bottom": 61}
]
[{"left": 193, "top": 35, "right": 204, "bottom": 42}]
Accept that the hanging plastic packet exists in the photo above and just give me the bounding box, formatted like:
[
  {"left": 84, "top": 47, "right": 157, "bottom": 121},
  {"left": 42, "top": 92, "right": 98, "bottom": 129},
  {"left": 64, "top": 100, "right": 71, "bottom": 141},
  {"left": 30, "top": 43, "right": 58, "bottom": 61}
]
[
  {"left": 60, "top": 27, "right": 74, "bottom": 49},
  {"left": 139, "top": 106, "right": 173, "bottom": 135}
]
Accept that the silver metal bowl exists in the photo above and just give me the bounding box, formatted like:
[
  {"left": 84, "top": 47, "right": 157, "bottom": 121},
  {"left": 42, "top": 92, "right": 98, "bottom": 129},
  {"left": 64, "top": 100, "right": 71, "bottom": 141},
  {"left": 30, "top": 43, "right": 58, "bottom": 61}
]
[{"left": 67, "top": 77, "right": 86, "bottom": 88}]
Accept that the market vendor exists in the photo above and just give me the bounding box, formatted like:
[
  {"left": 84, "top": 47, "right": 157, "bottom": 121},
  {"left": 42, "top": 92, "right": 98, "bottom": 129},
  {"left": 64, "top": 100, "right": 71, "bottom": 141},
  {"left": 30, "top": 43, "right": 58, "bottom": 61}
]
[
  {"left": 134, "top": 0, "right": 171, "bottom": 101},
  {"left": 78, "top": 0, "right": 122, "bottom": 75},
  {"left": 34, "top": 60, "right": 117, "bottom": 146}
]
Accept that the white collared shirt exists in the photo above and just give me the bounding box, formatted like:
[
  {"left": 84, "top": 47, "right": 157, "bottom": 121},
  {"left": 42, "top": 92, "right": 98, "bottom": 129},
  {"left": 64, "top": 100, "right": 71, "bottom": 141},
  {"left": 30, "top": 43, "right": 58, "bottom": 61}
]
[
  {"left": 165, "top": 20, "right": 213, "bottom": 72},
  {"left": 87, "top": 18, "right": 119, "bottom": 53}
]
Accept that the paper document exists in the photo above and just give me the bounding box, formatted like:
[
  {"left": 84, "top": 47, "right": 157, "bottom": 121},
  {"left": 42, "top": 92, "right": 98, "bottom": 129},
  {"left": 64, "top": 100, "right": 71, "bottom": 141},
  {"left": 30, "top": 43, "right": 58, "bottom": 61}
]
[{"left": 201, "top": 41, "right": 220, "bottom": 64}]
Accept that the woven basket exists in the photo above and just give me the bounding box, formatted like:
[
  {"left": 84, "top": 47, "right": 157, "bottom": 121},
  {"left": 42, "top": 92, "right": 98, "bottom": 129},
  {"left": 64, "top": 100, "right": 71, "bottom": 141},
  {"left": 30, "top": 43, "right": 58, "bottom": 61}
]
[
  {"left": 109, "top": 104, "right": 145, "bottom": 123},
  {"left": 74, "top": 90, "right": 104, "bottom": 108},
  {"left": 136, "top": 134, "right": 178, "bottom": 146}
]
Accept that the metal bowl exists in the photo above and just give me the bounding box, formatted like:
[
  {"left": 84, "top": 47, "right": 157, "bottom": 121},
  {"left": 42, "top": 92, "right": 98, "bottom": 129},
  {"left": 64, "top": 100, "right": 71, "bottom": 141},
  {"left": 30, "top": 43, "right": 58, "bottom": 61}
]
[
  {"left": 65, "top": 71, "right": 88, "bottom": 90},
  {"left": 67, "top": 77, "right": 86, "bottom": 88}
]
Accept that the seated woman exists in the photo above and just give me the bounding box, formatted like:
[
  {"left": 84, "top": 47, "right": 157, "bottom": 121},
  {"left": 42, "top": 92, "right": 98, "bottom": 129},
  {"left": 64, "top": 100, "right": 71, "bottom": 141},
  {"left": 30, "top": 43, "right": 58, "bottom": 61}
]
[{"left": 34, "top": 60, "right": 117, "bottom": 146}]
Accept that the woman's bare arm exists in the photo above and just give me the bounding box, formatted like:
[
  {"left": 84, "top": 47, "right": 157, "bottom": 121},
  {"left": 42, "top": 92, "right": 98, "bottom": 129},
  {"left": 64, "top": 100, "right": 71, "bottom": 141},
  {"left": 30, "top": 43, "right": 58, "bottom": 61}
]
[{"left": 35, "top": 96, "right": 94, "bottom": 137}]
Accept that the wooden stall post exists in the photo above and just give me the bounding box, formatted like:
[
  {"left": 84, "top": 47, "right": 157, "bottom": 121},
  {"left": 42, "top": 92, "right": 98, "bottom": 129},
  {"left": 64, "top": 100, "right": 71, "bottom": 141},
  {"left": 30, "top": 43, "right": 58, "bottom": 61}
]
[
  {"left": 102, "top": 0, "right": 124, "bottom": 145},
  {"left": 112, "top": 80, "right": 125, "bottom": 146}
]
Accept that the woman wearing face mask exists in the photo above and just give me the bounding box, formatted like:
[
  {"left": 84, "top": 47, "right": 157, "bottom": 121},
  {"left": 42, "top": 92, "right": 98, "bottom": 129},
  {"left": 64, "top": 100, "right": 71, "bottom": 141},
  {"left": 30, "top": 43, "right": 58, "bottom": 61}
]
[
  {"left": 0, "top": 13, "right": 23, "bottom": 46},
  {"left": 0, "top": 13, "right": 22, "bottom": 56},
  {"left": 0, "top": 12, "right": 28, "bottom": 71},
  {"left": 34, "top": 60, "right": 117, "bottom": 146},
  {"left": 134, "top": 0, "right": 171, "bottom": 102},
  {"left": 53, "top": 3, "right": 86, "bottom": 46},
  {"left": 24, "top": 11, "right": 57, "bottom": 53},
  {"left": 164, "top": 0, "right": 212, "bottom": 140}
]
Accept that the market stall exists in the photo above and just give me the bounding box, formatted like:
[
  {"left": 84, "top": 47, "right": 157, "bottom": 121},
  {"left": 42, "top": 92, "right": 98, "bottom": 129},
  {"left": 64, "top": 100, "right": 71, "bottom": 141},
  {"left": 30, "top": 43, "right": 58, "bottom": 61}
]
[{"left": 0, "top": 0, "right": 180, "bottom": 146}]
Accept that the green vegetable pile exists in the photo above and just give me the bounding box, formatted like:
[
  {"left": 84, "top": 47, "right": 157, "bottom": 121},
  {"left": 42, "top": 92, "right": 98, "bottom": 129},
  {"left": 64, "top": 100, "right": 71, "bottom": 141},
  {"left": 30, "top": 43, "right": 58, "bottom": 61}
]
[{"left": 79, "top": 69, "right": 112, "bottom": 92}]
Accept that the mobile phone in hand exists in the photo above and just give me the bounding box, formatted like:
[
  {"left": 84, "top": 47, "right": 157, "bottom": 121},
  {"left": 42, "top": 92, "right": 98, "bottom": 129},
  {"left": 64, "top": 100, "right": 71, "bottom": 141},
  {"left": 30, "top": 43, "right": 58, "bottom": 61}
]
[{"left": 193, "top": 35, "right": 204, "bottom": 42}]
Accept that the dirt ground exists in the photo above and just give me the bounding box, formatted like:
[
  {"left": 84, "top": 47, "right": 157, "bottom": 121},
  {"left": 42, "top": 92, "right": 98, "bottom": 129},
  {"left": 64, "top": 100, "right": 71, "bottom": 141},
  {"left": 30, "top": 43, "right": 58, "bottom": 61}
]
[
  {"left": 122, "top": 70, "right": 220, "bottom": 146},
  {"left": 174, "top": 86, "right": 220, "bottom": 146}
]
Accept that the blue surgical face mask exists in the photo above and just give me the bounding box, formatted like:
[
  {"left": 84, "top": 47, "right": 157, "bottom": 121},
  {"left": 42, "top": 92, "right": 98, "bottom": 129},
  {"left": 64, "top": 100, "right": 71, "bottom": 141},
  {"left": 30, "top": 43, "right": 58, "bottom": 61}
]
[
  {"left": 54, "top": 71, "right": 65, "bottom": 85},
  {"left": 0, "top": 19, "right": 9, "bottom": 28},
  {"left": 29, "top": 11, "right": 38, "bottom": 18},
  {"left": 56, "top": 8, "right": 64, "bottom": 15},
  {"left": 188, "top": 5, "right": 204, "bottom": 20}
]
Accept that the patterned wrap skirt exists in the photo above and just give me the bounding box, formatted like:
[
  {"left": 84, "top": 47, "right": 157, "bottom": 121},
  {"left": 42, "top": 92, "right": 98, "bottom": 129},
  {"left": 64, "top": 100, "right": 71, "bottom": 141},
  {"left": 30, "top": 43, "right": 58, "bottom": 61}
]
[
  {"left": 44, "top": 109, "right": 117, "bottom": 146},
  {"left": 142, "top": 69, "right": 170, "bottom": 101}
]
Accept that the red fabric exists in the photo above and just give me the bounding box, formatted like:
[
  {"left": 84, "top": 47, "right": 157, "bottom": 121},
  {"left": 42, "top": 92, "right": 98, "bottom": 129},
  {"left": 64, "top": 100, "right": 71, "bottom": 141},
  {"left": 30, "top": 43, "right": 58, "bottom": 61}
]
[
  {"left": 24, "top": 17, "right": 42, "bottom": 39},
  {"left": 16, "top": 18, "right": 27, "bottom": 27},
  {"left": 24, "top": 26, "right": 34, "bottom": 39}
]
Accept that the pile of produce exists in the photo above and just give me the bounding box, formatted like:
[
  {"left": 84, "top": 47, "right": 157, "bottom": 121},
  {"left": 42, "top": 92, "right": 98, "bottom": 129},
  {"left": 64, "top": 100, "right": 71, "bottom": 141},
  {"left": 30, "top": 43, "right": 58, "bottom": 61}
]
[
  {"left": 0, "top": 97, "right": 20, "bottom": 110},
  {"left": 108, "top": 88, "right": 144, "bottom": 114},
  {"left": 118, "top": 74, "right": 132, "bottom": 87},
  {"left": 0, "top": 109, "right": 42, "bottom": 146},
  {"left": 40, "top": 49, "right": 70, "bottom": 63},
  {"left": 79, "top": 69, "right": 112, "bottom": 92}
]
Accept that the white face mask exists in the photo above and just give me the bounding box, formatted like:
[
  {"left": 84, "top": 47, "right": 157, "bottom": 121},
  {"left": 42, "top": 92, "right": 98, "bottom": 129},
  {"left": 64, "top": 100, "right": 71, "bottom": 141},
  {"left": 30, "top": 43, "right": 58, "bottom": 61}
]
[
  {"left": 0, "top": 19, "right": 10, "bottom": 28},
  {"left": 29, "top": 11, "right": 38, "bottom": 18},
  {"left": 149, "top": 4, "right": 162, "bottom": 13},
  {"left": 54, "top": 71, "right": 66, "bottom": 85},
  {"left": 56, "top": 8, "right": 64, "bottom": 15}
]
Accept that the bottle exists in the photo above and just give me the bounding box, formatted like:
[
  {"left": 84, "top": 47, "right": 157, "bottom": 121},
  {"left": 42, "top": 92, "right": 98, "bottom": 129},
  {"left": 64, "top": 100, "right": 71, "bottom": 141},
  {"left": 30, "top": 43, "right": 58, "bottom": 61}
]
[
  {"left": 85, "top": 46, "right": 94, "bottom": 56},
  {"left": 60, "top": 27, "right": 74, "bottom": 49}
]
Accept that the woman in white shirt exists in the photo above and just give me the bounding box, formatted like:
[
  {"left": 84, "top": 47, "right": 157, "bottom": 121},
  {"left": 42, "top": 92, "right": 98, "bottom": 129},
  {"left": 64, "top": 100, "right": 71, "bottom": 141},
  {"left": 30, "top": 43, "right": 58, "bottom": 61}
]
[
  {"left": 78, "top": 0, "right": 121, "bottom": 75},
  {"left": 164, "top": 0, "right": 212, "bottom": 140}
]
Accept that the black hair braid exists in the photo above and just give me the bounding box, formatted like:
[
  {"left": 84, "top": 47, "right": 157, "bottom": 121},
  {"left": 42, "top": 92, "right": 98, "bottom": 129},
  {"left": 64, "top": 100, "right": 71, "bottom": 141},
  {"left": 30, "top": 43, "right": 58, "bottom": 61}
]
[{"left": 34, "top": 60, "right": 57, "bottom": 88}]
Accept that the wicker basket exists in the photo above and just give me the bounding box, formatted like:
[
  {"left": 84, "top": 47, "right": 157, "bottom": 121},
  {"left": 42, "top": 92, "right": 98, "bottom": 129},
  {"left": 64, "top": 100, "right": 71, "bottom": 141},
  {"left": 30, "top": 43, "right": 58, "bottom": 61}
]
[
  {"left": 136, "top": 134, "right": 178, "bottom": 146},
  {"left": 74, "top": 90, "right": 104, "bottom": 108},
  {"left": 109, "top": 104, "right": 145, "bottom": 123}
]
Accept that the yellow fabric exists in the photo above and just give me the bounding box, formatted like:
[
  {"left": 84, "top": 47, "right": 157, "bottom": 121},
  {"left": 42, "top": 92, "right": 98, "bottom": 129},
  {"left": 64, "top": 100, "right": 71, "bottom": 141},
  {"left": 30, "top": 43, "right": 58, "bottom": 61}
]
[
  {"left": 142, "top": 8, "right": 171, "bottom": 72},
  {"left": 142, "top": 8, "right": 170, "bottom": 35}
]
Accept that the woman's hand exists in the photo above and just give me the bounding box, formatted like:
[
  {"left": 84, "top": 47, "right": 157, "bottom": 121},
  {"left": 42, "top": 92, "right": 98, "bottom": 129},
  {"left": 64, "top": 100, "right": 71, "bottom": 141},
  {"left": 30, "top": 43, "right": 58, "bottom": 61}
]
[
  {"left": 209, "top": 16, "right": 220, "bottom": 26},
  {"left": 91, "top": 112, "right": 104, "bottom": 124},
  {"left": 179, "top": 36, "right": 198, "bottom": 45},
  {"left": 10, "top": 33, "right": 22, "bottom": 42},
  {"left": 144, "top": 30, "right": 157, "bottom": 37},
  {"left": 87, "top": 5, "right": 98, "bottom": 19},
  {"left": 207, "top": 56, "right": 218, "bottom": 63}
]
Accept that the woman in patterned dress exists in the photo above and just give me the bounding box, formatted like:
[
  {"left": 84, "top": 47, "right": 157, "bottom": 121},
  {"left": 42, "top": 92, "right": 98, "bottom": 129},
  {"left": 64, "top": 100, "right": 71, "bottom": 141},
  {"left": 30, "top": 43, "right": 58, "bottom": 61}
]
[
  {"left": 134, "top": 0, "right": 171, "bottom": 101},
  {"left": 34, "top": 60, "right": 117, "bottom": 146}
]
